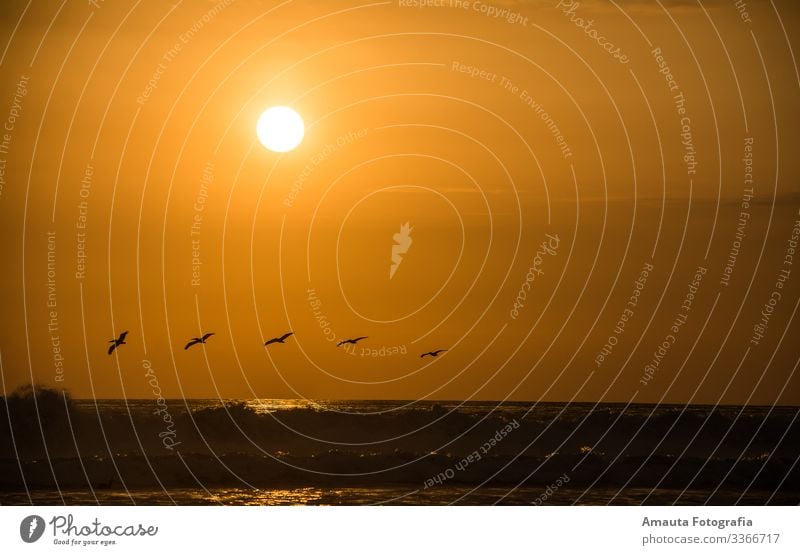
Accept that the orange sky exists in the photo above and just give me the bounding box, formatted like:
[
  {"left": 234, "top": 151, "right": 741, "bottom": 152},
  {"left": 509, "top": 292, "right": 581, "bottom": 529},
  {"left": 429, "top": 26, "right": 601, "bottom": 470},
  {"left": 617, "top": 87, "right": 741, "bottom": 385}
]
[{"left": 0, "top": 0, "right": 798, "bottom": 403}]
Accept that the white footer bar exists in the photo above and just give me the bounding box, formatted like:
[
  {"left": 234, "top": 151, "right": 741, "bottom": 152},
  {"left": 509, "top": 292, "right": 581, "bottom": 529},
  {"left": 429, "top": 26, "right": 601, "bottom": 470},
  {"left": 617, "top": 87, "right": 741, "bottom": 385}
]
[{"left": 1, "top": 506, "right": 797, "bottom": 554}]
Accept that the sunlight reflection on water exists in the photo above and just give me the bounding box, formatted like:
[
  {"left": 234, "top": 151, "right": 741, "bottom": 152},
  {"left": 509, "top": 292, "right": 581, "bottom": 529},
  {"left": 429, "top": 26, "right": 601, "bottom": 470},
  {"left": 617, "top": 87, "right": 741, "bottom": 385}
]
[{"left": 4, "top": 486, "right": 791, "bottom": 506}]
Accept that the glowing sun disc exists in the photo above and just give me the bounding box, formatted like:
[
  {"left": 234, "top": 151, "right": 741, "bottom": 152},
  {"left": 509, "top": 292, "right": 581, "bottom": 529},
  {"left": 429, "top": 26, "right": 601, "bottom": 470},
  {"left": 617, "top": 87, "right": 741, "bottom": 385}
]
[{"left": 257, "top": 106, "right": 304, "bottom": 152}]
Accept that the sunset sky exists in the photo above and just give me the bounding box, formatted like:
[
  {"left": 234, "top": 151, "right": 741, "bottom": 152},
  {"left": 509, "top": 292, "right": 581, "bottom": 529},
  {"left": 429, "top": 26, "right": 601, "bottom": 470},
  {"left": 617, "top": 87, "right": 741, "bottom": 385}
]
[{"left": 0, "top": 0, "right": 798, "bottom": 404}]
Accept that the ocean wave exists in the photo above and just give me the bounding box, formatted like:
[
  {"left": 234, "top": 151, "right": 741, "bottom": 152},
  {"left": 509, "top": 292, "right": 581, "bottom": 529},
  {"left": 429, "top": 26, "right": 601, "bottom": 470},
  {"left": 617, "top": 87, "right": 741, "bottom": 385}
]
[
  {"left": 1, "top": 387, "right": 798, "bottom": 494},
  {"left": 1, "top": 451, "right": 797, "bottom": 492}
]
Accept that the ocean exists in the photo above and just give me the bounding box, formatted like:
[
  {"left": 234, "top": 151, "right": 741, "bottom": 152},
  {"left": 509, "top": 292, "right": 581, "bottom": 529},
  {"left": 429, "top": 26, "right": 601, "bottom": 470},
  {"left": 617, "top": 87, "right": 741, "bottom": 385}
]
[{"left": 1, "top": 395, "right": 798, "bottom": 505}]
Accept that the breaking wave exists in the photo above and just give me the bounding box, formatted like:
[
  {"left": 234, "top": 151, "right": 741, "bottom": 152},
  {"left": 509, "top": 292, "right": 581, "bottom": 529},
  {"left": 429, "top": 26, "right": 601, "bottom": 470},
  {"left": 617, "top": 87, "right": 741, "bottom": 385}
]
[{"left": 1, "top": 387, "right": 798, "bottom": 496}]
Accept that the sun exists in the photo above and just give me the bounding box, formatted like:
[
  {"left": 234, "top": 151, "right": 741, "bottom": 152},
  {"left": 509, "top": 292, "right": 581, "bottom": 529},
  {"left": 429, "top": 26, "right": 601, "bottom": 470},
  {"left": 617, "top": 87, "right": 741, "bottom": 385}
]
[{"left": 256, "top": 106, "right": 304, "bottom": 152}]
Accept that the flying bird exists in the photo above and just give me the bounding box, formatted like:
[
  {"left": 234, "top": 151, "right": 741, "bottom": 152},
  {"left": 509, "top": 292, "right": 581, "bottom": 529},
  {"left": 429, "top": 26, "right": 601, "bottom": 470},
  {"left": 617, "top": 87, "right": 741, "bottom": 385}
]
[
  {"left": 184, "top": 332, "right": 214, "bottom": 350},
  {"left": 421, "top": 349, "right": 447, "bottom": 358},
  {"left": 264, "top": 332, "right": 293, "bottom": 346},
  {"left": 107, "top": 331, "right": 128, "bottom": 355},
  {"left": 337, "top": 336, "right": 368, "bottom": 347}
]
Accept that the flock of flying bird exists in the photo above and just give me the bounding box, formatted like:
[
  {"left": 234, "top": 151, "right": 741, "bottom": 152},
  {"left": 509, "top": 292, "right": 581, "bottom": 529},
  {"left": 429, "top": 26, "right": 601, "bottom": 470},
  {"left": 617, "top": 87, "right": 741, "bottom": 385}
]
[{"left": 107, "top": 330, "right": 448, "bottom": 358}]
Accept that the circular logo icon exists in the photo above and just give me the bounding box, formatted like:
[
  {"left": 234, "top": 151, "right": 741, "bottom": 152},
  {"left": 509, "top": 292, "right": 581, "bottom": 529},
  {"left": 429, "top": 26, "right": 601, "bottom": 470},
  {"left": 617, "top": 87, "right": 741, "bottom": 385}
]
[{"left": 20, "top": 515, "right": 45, "bottom": 543}]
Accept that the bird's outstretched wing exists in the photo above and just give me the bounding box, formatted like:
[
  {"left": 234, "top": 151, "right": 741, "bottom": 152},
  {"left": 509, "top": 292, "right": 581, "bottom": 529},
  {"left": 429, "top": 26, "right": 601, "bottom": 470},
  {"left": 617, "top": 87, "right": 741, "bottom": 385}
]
[
  {"left": 338, "top": 336, "right": 367, "bottom": 346},
  {"left": 118, "top": 331, "right": 129, "bottom": 342},
  {"left": 108, "top": 343, "right": 117, "bottom": 355},
  {"left": 434, "top": 349, "right": 447, "bottom": 356},
  {"left": 265, "top": 332, "right": 293, "bottom": 346},
  {"left": 201, "top": 332, "right": 214, "bottom": 341},
  {"left": 420, "top": 352, "right": 429, "bottom": 358},
  {"left": 184, "top": 339, "right": 200, "bottom": 350}
]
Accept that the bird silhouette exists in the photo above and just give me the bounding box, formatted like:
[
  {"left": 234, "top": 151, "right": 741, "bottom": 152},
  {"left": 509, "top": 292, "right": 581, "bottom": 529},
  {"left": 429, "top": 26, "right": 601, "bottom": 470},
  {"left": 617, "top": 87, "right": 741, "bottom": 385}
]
[
  {"left": 337, "top": 336, "right": 368, "bottom": 347},
  {"left": 184, "top": 332, "right": 214, "bottom": 350},
  {"left": 421, "top": 349, "right": 447, "bottom": 358},
  {"left": 264, "top": 332, "right": 293, "bottom": 346},
  {"left": 107, "top": 331, "right": 128, "bottom": 355}
]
